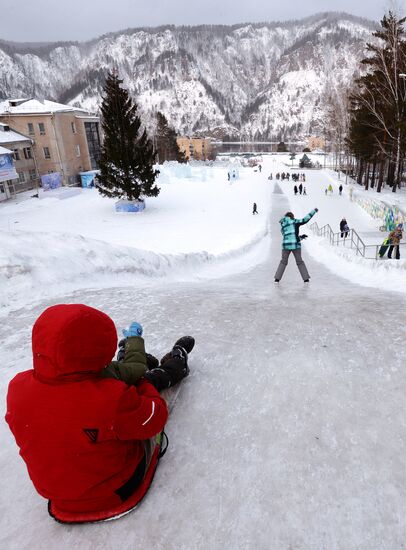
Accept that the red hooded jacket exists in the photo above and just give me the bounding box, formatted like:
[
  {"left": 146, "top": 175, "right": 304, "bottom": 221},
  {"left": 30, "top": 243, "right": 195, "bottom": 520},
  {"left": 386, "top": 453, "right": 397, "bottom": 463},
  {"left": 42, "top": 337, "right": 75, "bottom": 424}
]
[{"left": 5, "top": 304, "right": 168, "bottom": 523}]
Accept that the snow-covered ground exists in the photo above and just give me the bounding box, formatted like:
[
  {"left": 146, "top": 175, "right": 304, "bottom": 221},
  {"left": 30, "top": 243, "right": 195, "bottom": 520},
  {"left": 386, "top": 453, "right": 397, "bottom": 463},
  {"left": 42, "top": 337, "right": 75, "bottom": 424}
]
[
  {"left": 268, "top": 154, "right": 406, "bottom": 294},
  {"left": 1, "top": 157, "right": 406, "bottom": 550},
  {"left": 0, "top": 163, "right": 271, "bottom": 317}
]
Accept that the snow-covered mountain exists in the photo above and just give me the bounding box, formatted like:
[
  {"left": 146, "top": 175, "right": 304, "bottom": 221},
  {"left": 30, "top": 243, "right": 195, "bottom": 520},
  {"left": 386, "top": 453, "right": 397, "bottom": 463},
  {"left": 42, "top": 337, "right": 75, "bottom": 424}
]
[{"left": 0, "top": 12, "right": 375, "bottom": 139}]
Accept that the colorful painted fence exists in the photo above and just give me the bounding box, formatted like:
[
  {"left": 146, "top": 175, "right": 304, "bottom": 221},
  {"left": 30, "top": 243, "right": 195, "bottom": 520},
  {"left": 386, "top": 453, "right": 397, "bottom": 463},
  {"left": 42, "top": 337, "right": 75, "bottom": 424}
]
[{"left": 349, "top": 187, "right": 405, "bottom": 231}]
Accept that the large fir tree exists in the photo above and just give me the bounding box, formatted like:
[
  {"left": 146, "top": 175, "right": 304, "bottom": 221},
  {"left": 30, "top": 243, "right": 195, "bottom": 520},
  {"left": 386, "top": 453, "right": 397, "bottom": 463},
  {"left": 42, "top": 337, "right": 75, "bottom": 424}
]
[
  {"left": 155, "top": 112, "right": 186, "bottom": 163},
  {"left": 98, "top": 71, "right": 160, "bottom": 201}
]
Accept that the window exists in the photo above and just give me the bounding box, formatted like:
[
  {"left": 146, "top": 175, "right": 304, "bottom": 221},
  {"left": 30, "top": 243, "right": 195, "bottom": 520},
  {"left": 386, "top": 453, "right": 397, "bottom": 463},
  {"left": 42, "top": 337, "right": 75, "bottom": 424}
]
[
  {"left": 43, "top": 147, "right": 51, "bottom": 159},
  {"left": 29, "top": 169, "right": 37, "bottom": 181},
  {"left": 38, "top": 122, "right": 46, "bottom": 135},
  {"left": 75, "top": 144, "right": 81, "bottom": 157},
  {"left": 84, "top": 121, "right": 101, "bottom": 169},
  {"left": 12, "top": 148, "right": 20, "bottom": 161},
  {"left": 27, "top": 123, "right": 34, "bottom": 136},
  {"left": 18, "top": 171, "right": 26, "bottom": 183},
  {"left": 71, "top": 121, "right": 77, "bottom": 134},
  {"left": 23, "top": 147, "right": 32, "bottom": 159}
]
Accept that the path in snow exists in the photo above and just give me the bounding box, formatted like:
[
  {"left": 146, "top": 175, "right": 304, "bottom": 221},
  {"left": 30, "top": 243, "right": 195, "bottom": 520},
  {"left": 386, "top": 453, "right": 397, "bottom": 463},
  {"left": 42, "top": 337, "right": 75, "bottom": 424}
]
[{"left": 1, "top": 185, "right": 406, "bottom": 550}]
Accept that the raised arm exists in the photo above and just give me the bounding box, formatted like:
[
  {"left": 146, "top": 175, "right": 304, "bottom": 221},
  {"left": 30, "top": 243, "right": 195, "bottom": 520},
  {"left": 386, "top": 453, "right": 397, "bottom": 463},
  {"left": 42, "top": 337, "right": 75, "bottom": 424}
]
[{"left": 295, "top": 208, "right": 318, "bottom": 226}]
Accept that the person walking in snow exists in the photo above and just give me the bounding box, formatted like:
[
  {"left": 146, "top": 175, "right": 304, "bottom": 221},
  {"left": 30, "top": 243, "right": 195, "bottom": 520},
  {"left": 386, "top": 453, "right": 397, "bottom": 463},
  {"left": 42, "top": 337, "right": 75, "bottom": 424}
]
[
  {"left": 387, "top": 224, "right": 403, "bottom": 259},
  {"left": 339, "top": 184, "right": 343, "bottom": 195},
  {"left": 274, "top": 208, "right": 318, "bottom": 283},
  {"left": 6, "top": 304, "right": 195, "bottom": 524},
  {"left": 303, "top": 187, "right": 307, "bottom": 195},
  {"left": 253, "top": 202, "right": 258, "bottom": 215},
  {"left": 299, "top": 183, "right": 303, "bottom": 195},
  {"left": 340, "top": 218, "right": 349, "bottom": 238},
  {"left": 328, "top": 184, "right": 333, "bottom": 194},
  {"left": 294, "top": 185, "right": 298, "bottom": 195}
]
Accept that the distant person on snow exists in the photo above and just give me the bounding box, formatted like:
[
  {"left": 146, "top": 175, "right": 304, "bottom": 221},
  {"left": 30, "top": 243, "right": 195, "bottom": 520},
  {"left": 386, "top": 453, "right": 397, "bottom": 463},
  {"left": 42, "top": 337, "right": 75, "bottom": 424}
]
[
  {"left": 325, "top": 188, "right": 328, "bottom": 195},
  {"left": 6, "top": 304, "right": 194, "bottom": 524},
  {"left": 303, "top": 187, "right": 307, "bottom": 195},
  {"left": 388, "top": 224, "right": 403, "bottom": 259},
  {"left": 299, "top": 183, "right": 303, "bottom": 195},
  {"left": 253, "top": 202, "right": 258, "bottom": 215},
  {"left": 258, "top": 164, "right": 262, "bottom": 173},
  {"left": 339, "top": 184, "right": 343, "bottom": 195},
  {"left": 294, "top": 185, "right": 298, "bottom": 195},
  {"left": 328, "top": 184, "right": 333, "bottom": 194},
  {"left": 340, "top": 218, "right": 349, "bottom": 238},
  {"left": 274, "top": 208, "right": 318, "bottom": 283}
]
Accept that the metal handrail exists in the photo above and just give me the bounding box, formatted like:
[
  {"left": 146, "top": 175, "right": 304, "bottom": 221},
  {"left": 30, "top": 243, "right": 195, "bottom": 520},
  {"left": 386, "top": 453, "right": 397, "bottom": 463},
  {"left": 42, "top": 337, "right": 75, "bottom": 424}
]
[
  {"left": 310, "top": 222, "right": 406, "bottom": 259},
  {"left": 310, "top": 222, "right": 367, "bottom": 257}
]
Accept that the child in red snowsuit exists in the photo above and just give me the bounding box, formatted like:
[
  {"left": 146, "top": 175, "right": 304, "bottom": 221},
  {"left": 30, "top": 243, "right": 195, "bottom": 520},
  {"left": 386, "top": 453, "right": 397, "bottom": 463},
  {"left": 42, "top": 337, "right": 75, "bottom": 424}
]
[{"left": 5, "top": 304, "right": 192, "bottom": 523}]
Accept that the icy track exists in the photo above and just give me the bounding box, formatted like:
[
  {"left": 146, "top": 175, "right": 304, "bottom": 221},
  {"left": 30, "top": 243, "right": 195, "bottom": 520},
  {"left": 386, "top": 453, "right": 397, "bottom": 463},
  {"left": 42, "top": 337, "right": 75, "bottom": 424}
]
[{"left": 1, "top": 188, "right": 406, "bottom": 550}]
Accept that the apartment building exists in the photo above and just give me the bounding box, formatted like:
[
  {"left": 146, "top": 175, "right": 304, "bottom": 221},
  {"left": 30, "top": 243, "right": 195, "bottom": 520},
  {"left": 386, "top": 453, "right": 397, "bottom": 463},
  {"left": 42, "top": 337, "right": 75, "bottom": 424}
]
[
  {"left": 0, "top": 98, "right": 101, "bottom": 186},
  {"left": 0, "top": 122, "right": 38, "bottom": 195},
  {"left": 307, "top": 136, "right": 325, "bottom": 151},
  {"left": 177, "top": 137, "right": 212, "bottom": 160}
]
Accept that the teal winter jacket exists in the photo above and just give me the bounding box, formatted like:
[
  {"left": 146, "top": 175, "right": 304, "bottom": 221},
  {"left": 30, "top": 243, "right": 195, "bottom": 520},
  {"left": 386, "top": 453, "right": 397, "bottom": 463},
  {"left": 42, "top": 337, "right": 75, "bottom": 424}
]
[{"left": 280, "top": 209, "right": 317, "bottom": 250}]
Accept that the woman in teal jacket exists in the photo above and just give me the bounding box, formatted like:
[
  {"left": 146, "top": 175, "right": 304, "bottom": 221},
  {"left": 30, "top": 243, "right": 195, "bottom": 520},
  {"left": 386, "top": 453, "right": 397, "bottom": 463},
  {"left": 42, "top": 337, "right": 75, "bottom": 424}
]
[{"left": 274, "top": 208, "right": 318, "bottom": 282}]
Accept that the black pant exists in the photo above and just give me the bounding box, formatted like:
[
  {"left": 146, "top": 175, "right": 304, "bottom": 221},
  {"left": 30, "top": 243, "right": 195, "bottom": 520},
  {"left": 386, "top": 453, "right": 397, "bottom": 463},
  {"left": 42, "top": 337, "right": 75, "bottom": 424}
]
[
  {"left": 144, "top": 356, "right": 188, "bottom": 391},
  {"left": 388, "top": 245, "right": 400, "bottom": 259}
]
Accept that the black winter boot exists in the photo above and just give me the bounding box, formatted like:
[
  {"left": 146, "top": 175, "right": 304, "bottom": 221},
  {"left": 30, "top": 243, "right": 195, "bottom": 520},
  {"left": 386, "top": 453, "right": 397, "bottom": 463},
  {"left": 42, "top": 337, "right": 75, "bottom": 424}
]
[
  {"left": 174, "top": 336, "right": 195, "bottom": 354},
  {"left": 160, "top": 336, "right": 195, "bottom": 366}
]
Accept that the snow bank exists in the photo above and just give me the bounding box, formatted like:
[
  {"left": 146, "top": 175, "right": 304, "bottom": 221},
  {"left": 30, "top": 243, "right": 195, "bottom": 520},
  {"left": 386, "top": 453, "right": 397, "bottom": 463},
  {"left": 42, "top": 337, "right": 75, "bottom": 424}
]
[{"left": 0, "top": 226, "right": 269, "bottom": 318}]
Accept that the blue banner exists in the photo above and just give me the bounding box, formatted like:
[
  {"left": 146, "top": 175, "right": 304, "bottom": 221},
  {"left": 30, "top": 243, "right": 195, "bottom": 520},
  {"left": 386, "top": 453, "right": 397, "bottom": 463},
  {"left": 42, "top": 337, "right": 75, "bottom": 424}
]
[
  {"left": 41, "top": 172, "right": 62, "bottom": 190},
  {"left": 0, "top": 153, "right": 18, "bottom": 183}
]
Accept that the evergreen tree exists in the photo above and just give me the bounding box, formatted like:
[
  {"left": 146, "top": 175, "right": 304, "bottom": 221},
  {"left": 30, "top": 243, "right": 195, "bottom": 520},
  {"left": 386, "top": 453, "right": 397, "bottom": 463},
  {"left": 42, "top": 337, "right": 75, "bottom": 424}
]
[
  {"left": 155, "top": 112, "right": 186, "bottom": 163},
  {"left": 98, "top": 71, "right": 160, "bottom": 201},
  {"left": 299, "top": 154, "right": 313, "bottom": 168},
  {"left": 348, "top": 12, "right": 406, "bottom": 191}
]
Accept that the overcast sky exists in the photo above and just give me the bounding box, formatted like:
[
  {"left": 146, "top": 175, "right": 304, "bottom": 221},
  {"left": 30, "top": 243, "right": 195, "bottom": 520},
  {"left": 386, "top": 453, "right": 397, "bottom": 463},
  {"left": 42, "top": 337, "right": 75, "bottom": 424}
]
[{"left": 0, "top": 0, "right": 404, "bottom": 43}]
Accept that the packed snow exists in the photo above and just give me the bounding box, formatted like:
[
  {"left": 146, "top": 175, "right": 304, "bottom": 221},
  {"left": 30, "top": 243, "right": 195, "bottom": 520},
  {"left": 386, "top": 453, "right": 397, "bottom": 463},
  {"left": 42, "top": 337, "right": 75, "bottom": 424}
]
[{"left": 1, "top": 156, "right": 406, "bottom": 550}]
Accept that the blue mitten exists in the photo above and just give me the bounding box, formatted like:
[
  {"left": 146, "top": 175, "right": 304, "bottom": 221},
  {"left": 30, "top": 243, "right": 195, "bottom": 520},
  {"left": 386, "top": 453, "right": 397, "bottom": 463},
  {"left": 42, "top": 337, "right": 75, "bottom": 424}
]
[{"left": 122, "top": 322, "right": 143, "bottom": 338}]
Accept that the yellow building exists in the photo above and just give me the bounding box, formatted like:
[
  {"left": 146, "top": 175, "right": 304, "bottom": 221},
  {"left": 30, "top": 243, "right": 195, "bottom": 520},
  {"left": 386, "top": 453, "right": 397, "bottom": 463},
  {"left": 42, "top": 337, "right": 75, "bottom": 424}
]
[
  {"left": 307, "top": 136, "right": 325, "bottom": 151},
  {"left": 0, "top": 98, "right": 101, "bottom": 186},
  {"left": 177, "top": 137, "right": 212, "bottom": 160}
]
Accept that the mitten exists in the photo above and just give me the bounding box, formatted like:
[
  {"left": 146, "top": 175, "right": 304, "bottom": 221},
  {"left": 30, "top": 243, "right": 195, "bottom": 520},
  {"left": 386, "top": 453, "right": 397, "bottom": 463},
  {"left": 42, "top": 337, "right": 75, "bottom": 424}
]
[
  {"left": 314, "top": 208, "right": 319, "bottom": 212},
  {"left": 299, "top": 234, "right": 308, "bottom": 240},
  {"left": 122, "top": 322, "right": 143, "bottom": 338}
]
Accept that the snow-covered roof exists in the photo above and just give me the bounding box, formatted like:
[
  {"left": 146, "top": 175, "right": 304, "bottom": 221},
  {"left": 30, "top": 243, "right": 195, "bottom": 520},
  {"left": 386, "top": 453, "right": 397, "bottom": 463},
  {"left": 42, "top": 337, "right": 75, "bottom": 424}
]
[
  {"left": 0, "top": 145, "right": 12, "bottom": 155},
  {"left": 0, "top": 124, "right": 31, "bottom": 145},
  {"left": 0, "top": 98, "right": 91, "bottom": 116}
]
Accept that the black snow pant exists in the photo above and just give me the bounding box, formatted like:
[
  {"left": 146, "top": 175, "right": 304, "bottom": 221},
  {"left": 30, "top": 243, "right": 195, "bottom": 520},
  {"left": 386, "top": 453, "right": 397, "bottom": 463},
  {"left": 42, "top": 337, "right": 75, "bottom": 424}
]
[
  {"left": 117, "top": 343, "right": 188, "bottom": 392},
  {"left": 274, "top": 248, "right": 310, "bottom": 281},
  {"left": 144, "top": 355, "right": 188, "bottom": 392},
  {"left": 388, "top": 245, "right": 400, "bottom": 259}
]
